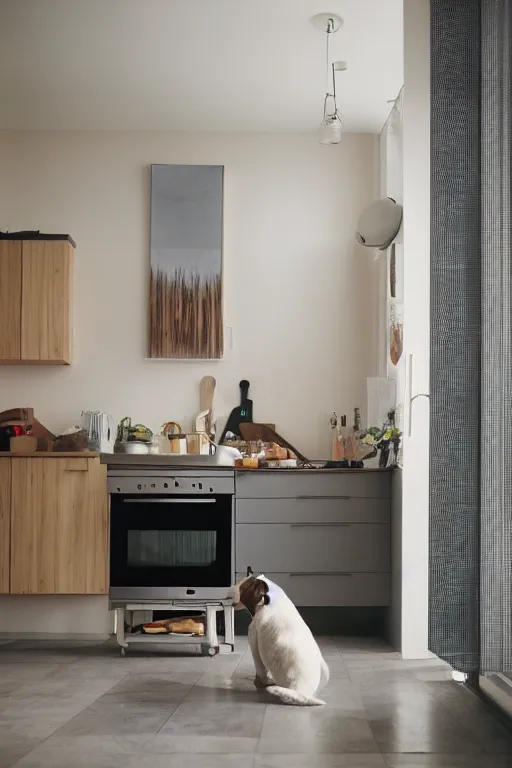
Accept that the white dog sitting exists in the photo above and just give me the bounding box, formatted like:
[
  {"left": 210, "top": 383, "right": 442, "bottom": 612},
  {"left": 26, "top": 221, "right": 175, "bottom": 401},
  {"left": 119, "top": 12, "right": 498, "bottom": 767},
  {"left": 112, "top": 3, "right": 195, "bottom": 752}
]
[{"left": 233, "top": 574, "right": 329, "bottom": 706}]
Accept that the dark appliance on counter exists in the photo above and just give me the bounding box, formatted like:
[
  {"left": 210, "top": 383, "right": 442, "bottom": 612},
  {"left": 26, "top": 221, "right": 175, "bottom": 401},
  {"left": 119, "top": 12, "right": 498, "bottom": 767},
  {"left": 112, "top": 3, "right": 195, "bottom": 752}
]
[{"left": 108, "top": 470, "right": 234, "bottom": 604}]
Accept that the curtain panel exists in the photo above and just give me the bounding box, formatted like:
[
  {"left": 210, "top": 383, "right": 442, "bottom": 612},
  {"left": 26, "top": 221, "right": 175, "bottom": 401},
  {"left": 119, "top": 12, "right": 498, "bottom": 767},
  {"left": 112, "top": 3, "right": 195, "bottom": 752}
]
[{"left": 430, "top": 0, "right": 512, "bottom": 673}]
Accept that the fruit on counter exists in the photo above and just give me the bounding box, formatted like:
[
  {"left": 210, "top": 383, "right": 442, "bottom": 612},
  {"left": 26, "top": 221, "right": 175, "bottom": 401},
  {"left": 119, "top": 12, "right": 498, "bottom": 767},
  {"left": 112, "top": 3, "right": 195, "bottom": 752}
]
[
  {"left": 129, "top": 424, "right": 152, "bottom": 442},
  {"left": 116, "top": 416, "right": 153, "bottom": 444}
]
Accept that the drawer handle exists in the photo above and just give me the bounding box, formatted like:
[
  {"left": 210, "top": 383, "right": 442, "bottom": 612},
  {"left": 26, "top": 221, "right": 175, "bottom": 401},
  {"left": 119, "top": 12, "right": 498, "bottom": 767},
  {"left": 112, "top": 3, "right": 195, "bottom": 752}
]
[
  {"left": 296, "top": 495, "right": 350, "bottom": 500},
  {"left": 289, "top": 572, "right": 353, "bottom": 577},
  {"left": 124, "top": 498, "right": 216, "bottom": 504},
  {"left": 64, "top": 466, "right": 89, "bottom": 472},
  {"left": 63, "top": 458, "right": 90, "bottom": 472},
  {"left": 291, "top": 523, "right": 352, "bottom": 528}
]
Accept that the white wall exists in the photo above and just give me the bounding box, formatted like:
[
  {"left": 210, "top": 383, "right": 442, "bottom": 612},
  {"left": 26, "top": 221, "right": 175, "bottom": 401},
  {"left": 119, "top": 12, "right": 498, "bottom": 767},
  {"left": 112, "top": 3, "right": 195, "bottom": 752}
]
[
  {"left": 380, "top": 95, "right": 406, "bottom": 652},
  {"left": 0, "top": 130, "right": 379, "bottom": 634},
  {"left": 380, "top": 91, "right": 405, "bottom": 426},
  {"left": 0, "top": 131, "right": 379, "bottom": 459},
  {"left": 400, "top": 0, "right": 431, "bottom": 659}
]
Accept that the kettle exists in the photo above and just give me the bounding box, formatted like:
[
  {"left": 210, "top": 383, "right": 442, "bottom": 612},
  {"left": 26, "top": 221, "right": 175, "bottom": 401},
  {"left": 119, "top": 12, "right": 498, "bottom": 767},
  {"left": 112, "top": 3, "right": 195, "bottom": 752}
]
[{"left": 81, "top": 411, "right": 116, "bottom": 453}]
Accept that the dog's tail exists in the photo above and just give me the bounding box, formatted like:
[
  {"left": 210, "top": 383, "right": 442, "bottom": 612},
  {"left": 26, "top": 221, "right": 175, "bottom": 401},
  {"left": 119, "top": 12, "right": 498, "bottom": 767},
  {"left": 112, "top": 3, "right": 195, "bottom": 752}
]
[
  {"left": 266, "top": 685, "right": 325, "bottom": 707},
  {"left": 319, "top": 657, "right": 330, "bottom": 689}
]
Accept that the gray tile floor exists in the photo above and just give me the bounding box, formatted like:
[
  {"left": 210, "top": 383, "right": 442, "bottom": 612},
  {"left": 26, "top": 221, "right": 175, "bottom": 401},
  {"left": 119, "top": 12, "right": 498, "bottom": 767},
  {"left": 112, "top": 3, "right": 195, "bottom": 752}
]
[{"left": 0, "top": 636, "right": 511, "bottom": 767}]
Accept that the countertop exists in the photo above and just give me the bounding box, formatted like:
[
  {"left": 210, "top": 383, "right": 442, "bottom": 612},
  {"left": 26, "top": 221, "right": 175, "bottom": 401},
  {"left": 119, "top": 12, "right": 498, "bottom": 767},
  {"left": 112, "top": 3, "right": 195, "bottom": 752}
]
[
  {"left": 100, "top": 453, "right": 393, "bottom": 473},
  {"left": 0, "top": 452, "right": 99, "bottom": 458},
  {"left": 0, "top": 452, "right": 394, "bottom": 472}
]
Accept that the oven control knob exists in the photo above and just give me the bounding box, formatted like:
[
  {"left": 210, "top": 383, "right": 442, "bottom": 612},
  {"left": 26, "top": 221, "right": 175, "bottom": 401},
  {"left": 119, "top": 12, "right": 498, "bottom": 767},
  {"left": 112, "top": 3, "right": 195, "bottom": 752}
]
[{"left": 137, "top": 484, "right": 142, "bottom": 490}]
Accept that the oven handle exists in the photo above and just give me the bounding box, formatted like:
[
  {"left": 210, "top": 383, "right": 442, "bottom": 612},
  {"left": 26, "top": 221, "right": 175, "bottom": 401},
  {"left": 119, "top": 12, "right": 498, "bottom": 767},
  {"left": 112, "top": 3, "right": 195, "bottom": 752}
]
[{"left": 123, "top": 498, "right": 216, "bottom": 504}]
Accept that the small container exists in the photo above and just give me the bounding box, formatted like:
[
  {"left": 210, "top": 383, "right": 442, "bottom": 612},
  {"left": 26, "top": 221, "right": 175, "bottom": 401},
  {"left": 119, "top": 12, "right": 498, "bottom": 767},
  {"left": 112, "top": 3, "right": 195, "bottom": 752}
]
[
  {"left": 186, "top": 434, "right": 201, "bottom": 455},
  {"left": 161, "top": 421, "right": 183, "bottom": 453},
  {"left": 279, "top": 459, "right": 297, "bottom": 468},
  {"left": 123, "top": 442, "right": 149, "bottom": 455},
  {"left": 148, "top": 438, "right": 160, "bottom": 455},
  {"left": 10, "top": 435, "right": 38, "bottom": 453},
  {"left": 155, "top": 434, "right": 170, "bottom": 454}
]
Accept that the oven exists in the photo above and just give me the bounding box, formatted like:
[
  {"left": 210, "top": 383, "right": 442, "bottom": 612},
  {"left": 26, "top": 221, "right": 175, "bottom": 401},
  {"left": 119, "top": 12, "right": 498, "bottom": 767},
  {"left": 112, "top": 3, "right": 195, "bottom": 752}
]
[{"left": 108, "top": 471, "right": 234, "bottom": 603}]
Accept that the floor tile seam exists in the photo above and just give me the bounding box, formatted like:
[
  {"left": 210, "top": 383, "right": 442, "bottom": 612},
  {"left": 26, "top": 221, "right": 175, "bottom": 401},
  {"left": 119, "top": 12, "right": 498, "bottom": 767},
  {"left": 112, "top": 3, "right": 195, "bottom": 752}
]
[
  {"left": 31, "top": 672, "right": 133, "bottom": 745},
  {"left": 152, "top": 683, "right": 199, "bottom": 736},
  {"left": 254, "top": 698, "right": 268, "bottom": 758}
]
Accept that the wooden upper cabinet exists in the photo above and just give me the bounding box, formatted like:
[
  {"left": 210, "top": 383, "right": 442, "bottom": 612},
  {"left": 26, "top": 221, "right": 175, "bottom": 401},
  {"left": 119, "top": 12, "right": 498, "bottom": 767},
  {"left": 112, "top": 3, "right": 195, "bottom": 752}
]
[
  {"left": 0, "top": 242, "right": 22, "bottom": 361},
  {"left": 0, "top": 238, "right": 74, "bottom": 365},
  {"left": 10, "top": 458, "right": 108, "bottom": 595}
]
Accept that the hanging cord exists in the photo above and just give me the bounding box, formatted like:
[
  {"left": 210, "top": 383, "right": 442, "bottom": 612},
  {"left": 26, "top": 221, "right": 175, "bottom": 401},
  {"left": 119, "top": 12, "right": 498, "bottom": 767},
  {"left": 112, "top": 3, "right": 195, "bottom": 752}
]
[
  {"left": 325, "top": 19, "right": 331, "bottom": 94},
  {"left": 323, "top": 19, "right": 334, "bottom": 118},
  {"left": 323, "top": 19, "right": 340, "bottom": 120}
]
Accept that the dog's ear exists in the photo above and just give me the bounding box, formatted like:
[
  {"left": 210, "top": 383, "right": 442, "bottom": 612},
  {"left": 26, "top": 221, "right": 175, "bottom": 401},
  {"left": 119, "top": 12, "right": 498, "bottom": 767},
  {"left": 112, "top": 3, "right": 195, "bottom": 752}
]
[{"left": 238, "top": 576, "right": 269, "bottom": 615}]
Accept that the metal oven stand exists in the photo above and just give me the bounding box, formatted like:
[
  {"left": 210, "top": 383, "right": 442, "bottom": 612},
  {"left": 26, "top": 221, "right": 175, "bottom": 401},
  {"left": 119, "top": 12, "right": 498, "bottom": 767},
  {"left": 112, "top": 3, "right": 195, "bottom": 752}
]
[{"left": 114, "top": 599, "right": 235, "bottom": 656}]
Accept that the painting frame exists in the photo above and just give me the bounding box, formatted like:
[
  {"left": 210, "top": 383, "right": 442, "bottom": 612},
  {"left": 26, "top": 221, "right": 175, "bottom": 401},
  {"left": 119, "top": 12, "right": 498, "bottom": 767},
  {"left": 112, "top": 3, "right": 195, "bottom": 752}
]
[{"left": 149, "top": 164, "right": 224, "bottom": 360}]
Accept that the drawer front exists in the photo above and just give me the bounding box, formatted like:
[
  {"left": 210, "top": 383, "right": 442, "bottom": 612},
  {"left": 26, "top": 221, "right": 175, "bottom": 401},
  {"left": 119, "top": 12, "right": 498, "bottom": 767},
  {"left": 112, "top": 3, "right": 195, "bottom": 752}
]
[
  {"left": 236, "top": 523, "right": 390, "bottom": 573},
  {"left": 235, "top": 572, "right": 390, "bottom": 606},
  {"left": 236, "top": 497, "right": 390, "bottom": 524},
  {"left": 235, "top": 471, "right": 391, "bottom": 499}
]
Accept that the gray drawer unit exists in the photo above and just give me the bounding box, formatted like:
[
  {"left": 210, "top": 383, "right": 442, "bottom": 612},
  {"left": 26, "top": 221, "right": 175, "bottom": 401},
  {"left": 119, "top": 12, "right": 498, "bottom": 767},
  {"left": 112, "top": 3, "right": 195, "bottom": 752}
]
[
  {"left": 235, "top": 572, "right": 390, "bottom": 606},
  {"left": 236, "top": 522, "right": 390, "bottom": 573},
  {"left": 236, "top": 497, "right": 390, "bottom": 524},
  {"left": 235, "top": 470, "right": 391, "bottom": 499}
]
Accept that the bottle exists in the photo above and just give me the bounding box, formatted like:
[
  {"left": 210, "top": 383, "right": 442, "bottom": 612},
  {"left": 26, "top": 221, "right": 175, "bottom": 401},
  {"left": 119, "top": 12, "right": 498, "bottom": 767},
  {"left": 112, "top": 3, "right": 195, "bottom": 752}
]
[
  {"left": 351, "top": 407, "right": 364, "bottom": 467},
  {"left": 353, "top": 407, "right": 361, "bottom": 434}
]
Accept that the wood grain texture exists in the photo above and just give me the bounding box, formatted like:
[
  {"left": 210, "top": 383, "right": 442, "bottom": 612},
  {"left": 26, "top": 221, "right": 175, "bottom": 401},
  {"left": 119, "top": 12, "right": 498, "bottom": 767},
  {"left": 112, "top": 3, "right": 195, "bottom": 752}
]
[
  {"left": 10, "top": 458, "right": 108, "bottom": 595},
  {"left": 21, "top": 240, "right": 74, "bottom": 364},
  {"left": 0, "top": 241, "right": 22, "bottom": 361},
  {"left": 0, "top": 459, "right": 11, "bottom": 594},
  {"left": 149, "top": 268, "right": 223, "bottom": 359}
]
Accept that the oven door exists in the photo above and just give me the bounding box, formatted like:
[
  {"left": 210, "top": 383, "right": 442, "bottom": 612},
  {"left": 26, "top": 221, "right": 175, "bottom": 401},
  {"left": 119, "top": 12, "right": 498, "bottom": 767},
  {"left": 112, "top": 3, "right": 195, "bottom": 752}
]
[{"left": 110, "top": 494, "right": 233, "bottom": 600}]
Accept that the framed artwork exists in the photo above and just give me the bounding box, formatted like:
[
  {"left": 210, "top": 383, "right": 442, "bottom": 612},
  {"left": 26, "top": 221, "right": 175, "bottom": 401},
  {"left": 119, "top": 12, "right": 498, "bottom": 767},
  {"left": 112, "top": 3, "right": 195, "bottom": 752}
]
[{"left": 149, "top": 164, "right": 224, "bottom": 359}]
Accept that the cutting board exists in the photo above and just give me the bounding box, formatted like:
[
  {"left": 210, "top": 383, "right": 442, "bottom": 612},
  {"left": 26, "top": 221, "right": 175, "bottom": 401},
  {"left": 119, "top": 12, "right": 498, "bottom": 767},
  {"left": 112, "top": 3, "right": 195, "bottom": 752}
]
[{"left": 219, "top": 380, "right": 253, "bottom": 443}]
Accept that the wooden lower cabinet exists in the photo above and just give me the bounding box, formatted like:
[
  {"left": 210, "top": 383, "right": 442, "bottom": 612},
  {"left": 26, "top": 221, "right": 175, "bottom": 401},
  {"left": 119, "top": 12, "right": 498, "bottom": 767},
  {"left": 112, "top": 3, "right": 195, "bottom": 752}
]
[
  {"left": 0, "top": 459, "right": 11, "bottom": 593},
  {"left": 10, "top": 457, "right": 108, "bottom": 595}
]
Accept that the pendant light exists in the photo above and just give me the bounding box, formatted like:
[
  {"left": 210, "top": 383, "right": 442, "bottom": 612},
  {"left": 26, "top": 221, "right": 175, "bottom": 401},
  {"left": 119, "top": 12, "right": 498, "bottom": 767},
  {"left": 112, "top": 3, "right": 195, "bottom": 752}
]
[{"left": 311, "top": 13, "right": 347, "bottom": 145}]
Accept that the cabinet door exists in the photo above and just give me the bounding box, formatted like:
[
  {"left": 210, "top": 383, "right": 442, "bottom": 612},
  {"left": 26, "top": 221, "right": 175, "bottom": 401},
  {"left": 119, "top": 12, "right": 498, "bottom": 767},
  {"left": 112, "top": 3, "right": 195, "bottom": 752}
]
[
  {"left": 0, "top": 459, "right": 10, "bottom": 593},
  {"left": 21, "top": 241, "right": 73, "bottom": 364},
  {"left": 10, "top": 458, "right": 108, "bottom": 594},
  {"left": 236, "top": 523, "right": 390, "bottom": 573},
  {"left": 0, "top": 241, "right": 22, "bottom": 361}
]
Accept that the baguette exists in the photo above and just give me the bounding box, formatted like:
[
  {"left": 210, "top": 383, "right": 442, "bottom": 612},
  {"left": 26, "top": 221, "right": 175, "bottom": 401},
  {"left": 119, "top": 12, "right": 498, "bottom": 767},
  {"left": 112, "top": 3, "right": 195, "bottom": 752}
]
[{"left": 142, "top": 616, "right": 205, "bottom": 636}]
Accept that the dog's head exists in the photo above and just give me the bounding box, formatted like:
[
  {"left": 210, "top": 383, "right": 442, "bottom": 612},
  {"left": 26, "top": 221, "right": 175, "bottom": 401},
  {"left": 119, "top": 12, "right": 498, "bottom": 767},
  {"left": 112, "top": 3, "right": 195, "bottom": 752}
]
[{"left": 232, "top": 575, "right": 270, "bottom": 616}]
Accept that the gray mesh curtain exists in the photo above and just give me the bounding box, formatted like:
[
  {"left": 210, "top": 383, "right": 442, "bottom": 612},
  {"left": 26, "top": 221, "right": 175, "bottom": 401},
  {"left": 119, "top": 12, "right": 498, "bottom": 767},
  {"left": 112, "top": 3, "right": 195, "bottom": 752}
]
[{"left": 430, "top": 0, "right": 512, "bottom": 673}]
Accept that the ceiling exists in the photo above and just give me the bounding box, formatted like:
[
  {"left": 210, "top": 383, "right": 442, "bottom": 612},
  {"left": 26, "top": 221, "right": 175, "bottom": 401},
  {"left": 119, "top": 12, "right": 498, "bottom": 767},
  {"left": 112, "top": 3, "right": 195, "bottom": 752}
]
[{"left": 0, "top": 0, "right": 403, "bottom": 133}]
